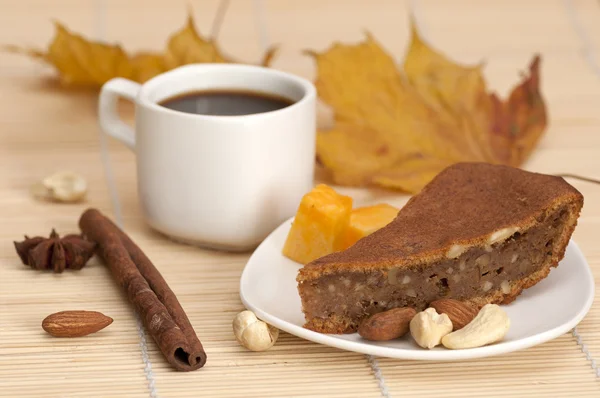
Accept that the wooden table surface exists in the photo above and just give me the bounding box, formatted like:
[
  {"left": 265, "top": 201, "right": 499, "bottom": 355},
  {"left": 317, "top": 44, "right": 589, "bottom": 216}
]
[{"left": 1, "top": 0, "right": 600, "bottom": 397}]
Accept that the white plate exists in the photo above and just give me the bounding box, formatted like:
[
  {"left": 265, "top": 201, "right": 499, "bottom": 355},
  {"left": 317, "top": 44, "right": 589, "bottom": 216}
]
[{"left": 240, "top": 217, "right": 595, "bottom": 360}]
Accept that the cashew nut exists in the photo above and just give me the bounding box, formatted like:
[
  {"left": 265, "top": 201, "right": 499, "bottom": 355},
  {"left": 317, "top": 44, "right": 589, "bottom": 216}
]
[
  {"left": 31, "top": 171, "right": 87, "bottom": 203},
  {"left": 233, "top": 310, "right": 279, "bottom": 352},
  {"left": 409, "top": 308, "right": 453, "bottom": 349},
  {"left": 442, "top": 304, "right": 510, "bottom": 349}
]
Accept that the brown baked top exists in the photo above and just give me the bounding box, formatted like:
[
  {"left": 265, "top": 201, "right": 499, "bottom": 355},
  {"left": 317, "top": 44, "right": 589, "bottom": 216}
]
[{"left": 299, "top": 162, "right": 583, "bottom": 281}]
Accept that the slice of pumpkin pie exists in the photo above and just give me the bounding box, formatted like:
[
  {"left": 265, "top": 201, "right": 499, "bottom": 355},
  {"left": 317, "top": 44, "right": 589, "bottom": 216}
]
[{"left": 297, "top": 163, "right": 583, "bottom": 334}]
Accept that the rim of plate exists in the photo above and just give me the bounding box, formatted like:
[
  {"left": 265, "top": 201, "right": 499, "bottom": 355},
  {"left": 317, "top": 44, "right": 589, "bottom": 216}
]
[{"left": 240, "top": 220, "right": 595, "bottom": 361}]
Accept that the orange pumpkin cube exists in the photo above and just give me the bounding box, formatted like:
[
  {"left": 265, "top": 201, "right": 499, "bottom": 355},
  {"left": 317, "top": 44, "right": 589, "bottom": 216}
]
[
  {"left": 338, "top": 203, "right": 399, "bottom": 250},
  {"left": 282, "top": 184, "right": 353, "bottom": 264}
]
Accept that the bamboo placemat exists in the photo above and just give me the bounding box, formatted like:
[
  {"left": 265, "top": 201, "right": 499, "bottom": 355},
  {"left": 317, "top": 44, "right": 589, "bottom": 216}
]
[{"left": 1, "top": 0, "right": 600, "bottom": 396}]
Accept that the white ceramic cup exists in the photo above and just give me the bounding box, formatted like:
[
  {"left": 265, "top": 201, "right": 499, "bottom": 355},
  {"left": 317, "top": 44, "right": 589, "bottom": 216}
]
[{"left": 98, "top": 64, "right": 316, "bottom": 251}]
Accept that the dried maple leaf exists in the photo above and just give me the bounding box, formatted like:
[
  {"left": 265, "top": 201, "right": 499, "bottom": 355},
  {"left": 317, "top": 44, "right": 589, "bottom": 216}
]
[
  {"left": 310, "top": 23, "right": 546, "bottom": 193},
  {"left": 4, "top": 23, "right": 133, "bottom": 87},
  {"left": 4, "top": 14, "right": 277, "bottom": 87},
  {"left": 163, "top": 15, "right": 229, "bottom": 69}
]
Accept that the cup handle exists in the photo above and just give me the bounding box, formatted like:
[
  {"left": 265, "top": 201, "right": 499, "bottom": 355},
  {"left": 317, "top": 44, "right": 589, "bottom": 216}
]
[{"left": 99, "top": 78, "right": 141, "bottom": 150}]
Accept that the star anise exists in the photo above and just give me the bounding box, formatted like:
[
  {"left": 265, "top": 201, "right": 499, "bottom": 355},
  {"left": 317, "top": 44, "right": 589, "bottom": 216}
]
[{"left": 14, "top": 229, "right": 96, "bottom": 273}]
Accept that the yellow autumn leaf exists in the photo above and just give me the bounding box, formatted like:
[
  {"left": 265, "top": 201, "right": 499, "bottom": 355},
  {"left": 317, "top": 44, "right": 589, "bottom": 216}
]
[
  {"left": 311, "top": 22, "right": 546, "bottom": 193},
  {"left": 129, "top": 53, "right": 166, "bottom": 84},
  {"left": 4, "top": 14, "right": 277, "bottom": 87},
  {"left": 163, "top": 16, "right": 228, "bottom": 69}
]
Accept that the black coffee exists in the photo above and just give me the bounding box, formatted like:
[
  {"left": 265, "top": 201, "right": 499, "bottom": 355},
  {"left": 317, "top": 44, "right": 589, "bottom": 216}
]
[{"left": 159, "top": 90, "right": 294, "bottom": 116}]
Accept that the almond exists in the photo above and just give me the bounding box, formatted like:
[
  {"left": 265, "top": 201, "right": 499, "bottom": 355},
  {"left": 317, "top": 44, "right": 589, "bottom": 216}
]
[
  {"left": 358, "top": 307, "right": 417, "bottom": 341},
  {"left": 42, "top": 310, "right": 113, "bottom": 337},
  {"left": 429, "top": 299, "right": 479, "bottom": 331}
]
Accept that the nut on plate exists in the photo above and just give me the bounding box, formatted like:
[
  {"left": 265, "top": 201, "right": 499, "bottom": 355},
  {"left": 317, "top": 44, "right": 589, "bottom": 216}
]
[
  {"left": 410, "top": 308, "right": 453, "bottom": 349},
  {"left": 233, "top": 310, "right": 279, "bottom": 351},
  {"left": 429, "top": 299, "right": 479, "bottom": 330},
  {"left": 358, "top": 307, "right": 416, "bottom": 341},
  {"left": 31, "top": 171, "right": 87, "bottom": 203},
  {"left": 442, "top": 304, "right": 510, "bottom": 349}
]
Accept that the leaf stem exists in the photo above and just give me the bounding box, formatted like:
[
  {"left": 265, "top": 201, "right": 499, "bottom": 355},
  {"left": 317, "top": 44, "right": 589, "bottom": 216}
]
[
  {"left": 210, "top": 0, "right": 231, "bottom": 40},
  {"left": 555, "top": 173, "right": 600, "bottom": 185}
]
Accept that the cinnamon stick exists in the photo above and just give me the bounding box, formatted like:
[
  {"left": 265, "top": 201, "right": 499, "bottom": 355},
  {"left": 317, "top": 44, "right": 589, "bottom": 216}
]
[{"left": 79, "top": 208, "right": 206, "bottom": 371}]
